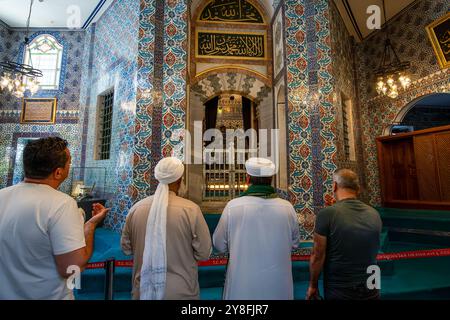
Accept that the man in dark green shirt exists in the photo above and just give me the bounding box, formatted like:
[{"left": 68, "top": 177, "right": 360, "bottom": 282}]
[{"left": 306, "top": 169, "right": 382, "bottom": 300}]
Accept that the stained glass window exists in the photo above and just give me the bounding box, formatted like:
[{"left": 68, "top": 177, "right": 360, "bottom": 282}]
[{"left": 24, "top": 34, "right": 63, "bottom": 90}]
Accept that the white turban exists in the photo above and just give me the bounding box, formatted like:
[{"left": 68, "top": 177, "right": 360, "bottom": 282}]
[
  {"left": 140, "top": 157, "right": 184, "bottom": 300},
  {"left": 245, "top": 157, "right": 276, "bottom": 177}
]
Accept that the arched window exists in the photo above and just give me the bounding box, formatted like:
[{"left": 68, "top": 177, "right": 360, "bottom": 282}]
[{"left": 24, "top": 34, "right": 63, "bottom": 90}]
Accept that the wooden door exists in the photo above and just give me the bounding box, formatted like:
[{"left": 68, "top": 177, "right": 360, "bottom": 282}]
[
  {"left": 435, "top": 132, "right": 450, "bottom": 201},
  {"left": 385, "top": 138, "right": 419, "bottom": 201},
  {"left": 414, "top": 134, "right": 441, "bottom": 202}
]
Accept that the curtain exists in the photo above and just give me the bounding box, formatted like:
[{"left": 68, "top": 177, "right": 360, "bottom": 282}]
[
  {"left": 204, "top": 96, "right": 219, "bottom": 132},
  {"left": 242, "top": 96, "right": 252, "bottom": 132}
]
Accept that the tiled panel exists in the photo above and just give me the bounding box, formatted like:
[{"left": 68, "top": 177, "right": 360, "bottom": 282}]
[
  {"left": 328, "top": 2, "right": 368, "bottom": 202},
  {"left": 359, "top": 70, "right": 450, "bottom": 206},
  {"left": 132, "top": 0, "right": 156, "bottom": 202},
  {"left": 79, "top": 0, "right": 140, "bottom": 232},
  {"left": 132, "top": 0, "right": 189, "bottom": 210},
  {"left": 4, "top": 0, "right": 445, "bottom": 238},
  {"left": 0, "top": 123, "right": 81, "bottom": 190},
  {"left": 314, "top": 0, "right": 337, "bottom": 212},
  {"left": 0, "top": 30, "right": 85, "bottom": 113},
  {"left": 285, "top": 0, "right": 338, "bottom": 239},
  {"left": 0, "top": 28, "right": 85, "bottom": 188},
  {"left": 285, "top": 0, "right": 314, "bottom": 239},
  {"left": 161, "top": 0, "right": 188, "bottom": 159},
  {"left": 0, "top": 23, "right": 9, "bottom": 62},
  {"left": 355, "top": 0, "right": 450, "bottom": 206}
]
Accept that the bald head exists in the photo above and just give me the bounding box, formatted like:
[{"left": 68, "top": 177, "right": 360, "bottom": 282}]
[{"left": 333, "top": 169, "right": 360, "bottom": 193}]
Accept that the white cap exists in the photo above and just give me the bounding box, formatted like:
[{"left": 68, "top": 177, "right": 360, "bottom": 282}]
[
  {"left": 154, "top": 157, "right": 184, "bottom": 185},
  {"left": 245, "top": 157, "right": 276, "bottom": 177}
]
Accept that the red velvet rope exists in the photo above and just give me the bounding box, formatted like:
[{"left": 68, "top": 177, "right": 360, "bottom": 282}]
[{"left": 85, "top": 248, "right": 450, "bottom": 269}]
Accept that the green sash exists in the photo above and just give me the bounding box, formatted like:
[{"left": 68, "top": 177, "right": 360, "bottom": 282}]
[{"left": 241, "top": 185, "right": 278, "bottom": 199}]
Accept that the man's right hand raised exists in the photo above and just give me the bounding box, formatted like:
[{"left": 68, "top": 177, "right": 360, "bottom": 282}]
[{"left": 88, "top": 203, "right": 110, "bottom": 226}]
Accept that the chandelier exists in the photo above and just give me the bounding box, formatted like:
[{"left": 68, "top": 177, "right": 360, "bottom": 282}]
[
  {"left": 0, "top": 0, "right": 42, "bottom": 98},
  {"left": 374, "top": 0, "right": 411, "bottom": 99}
]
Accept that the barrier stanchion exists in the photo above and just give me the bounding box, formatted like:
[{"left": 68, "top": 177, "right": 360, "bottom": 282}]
[{"left": 104, "top": 258, "right": 115, "bottom": 300}]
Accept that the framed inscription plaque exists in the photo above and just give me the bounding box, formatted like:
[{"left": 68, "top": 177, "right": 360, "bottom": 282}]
[
  {"left": 198, "top": 0, "right": 265, "bottom": 25},
  {"left": 196, "top": 30, "right": 266, "bottom": 60},
  {"left": 426, "top": 12, "right": 450, "bottom": 69},
  {"left": 21, "top": 98, "right": 57, "bottom": 124}
]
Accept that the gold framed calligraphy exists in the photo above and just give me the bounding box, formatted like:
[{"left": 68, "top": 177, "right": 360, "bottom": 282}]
[
  {"left": 272, "top": 5, "right": 285, "bottom": 79},
  {"left": 196, "top": 30, "right": 266, "bottom": 60},
  {"left": 198, "top": 0, "right": 264, "bottom": 25},
  {"left": 21, "top": 98, "right": 57, "bottom": 124},
  {"left": 426, "top": 12, "right": 450, "bottom": 69}
]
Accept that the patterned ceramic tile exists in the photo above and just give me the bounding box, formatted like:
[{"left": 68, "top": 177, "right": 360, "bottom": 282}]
[
  {"left": 161, "top": 0, "right": 188, "bottom": 162},
  {"left": 78, "top": 0, "right": 140, "bottom": 231},
  {"left": 0, "top": 29, "right": 85, "bottom": 188},
  {"left": 285, "top": 0, "right": 339, "bottom": 239},
  {"left": 0, "top": 123, "right": 81, "bottom": 190},
  {"left": 132, "top": 0, "right": 156, "bottom": 204},
  {"left": 2, "top": 0, "right": 446, "bottom": 238},
  {"left": 356, "top": 0, "right": 450, "bottom": 206}
]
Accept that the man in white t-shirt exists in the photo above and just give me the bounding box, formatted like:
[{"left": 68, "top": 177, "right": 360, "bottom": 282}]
[{"left": 0, "top": 137, "right": 109, "bottom": 300}]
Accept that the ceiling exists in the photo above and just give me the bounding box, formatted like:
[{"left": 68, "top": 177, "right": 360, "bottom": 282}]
[
  {"left": 334, "top": 0, "right": 416, "bottom": 41},
  {"left": 0, "top": 0, "right": 114, "bottom": 29}
]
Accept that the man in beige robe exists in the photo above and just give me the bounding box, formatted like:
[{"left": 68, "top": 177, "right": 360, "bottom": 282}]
[{"left": 121, "top": 157, "right": 212, "bottom": 300}]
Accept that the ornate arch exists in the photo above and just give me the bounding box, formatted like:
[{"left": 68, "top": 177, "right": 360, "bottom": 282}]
[
  {"left": 192, "top": 66, "right": 271, "bottom": 86},
  {"left": 382, "top": 92, "right": 450, "bottom": 135},
  {"left": 190, "top": 0, "right": 273, "bottom": 83},
  {"left": 191, "top": 70, "right": 271, "bottom": 103}
]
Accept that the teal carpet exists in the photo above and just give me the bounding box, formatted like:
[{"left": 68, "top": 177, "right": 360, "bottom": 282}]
[{"left": 75, "top": 210, "right": 450, "bottom": 300}]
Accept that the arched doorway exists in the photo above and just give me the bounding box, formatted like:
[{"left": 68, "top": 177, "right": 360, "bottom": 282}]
[
  {"left": 386, "top": 93, "right": 450, "bottom": 135},
  {"left": 188, "top": 75, "right": 273, "bottom": 211},
  {"left": 186, "top": 0, "right": 275, "bottom": 211}
]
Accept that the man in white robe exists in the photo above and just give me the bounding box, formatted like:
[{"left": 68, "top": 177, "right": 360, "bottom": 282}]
[
  {"left": 121, "top": 157, "right": 212, "bottom": 300},
  {"left": 213, "top": 157, "right": 301, "bottom": 300}
]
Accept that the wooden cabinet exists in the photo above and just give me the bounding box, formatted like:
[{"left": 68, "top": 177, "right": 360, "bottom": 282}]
[{"left": 377, "top": 125, "right": 450, "bottom": 210}]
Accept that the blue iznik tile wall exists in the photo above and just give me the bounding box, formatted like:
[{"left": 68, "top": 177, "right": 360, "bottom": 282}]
[
  {"left": 3, "top": 0, "right": 343, "bottom": 236},
  {"left": 355, "top": 0, "right": 450, "bottom": 206},
  {"left": 0, "top": 23, "right": 9, "bottom": 62},
  {"left": 329, "top": 2, "right": 366, "bottom": 202},
  {"left": 284, "top": 0, "right": 339, "bottom": 239},
  {"left": 78, "top": 0, "right": 140, "bottom": 231},
  {"left": 0, "top": 26, "right": 85, "bottom": 189},
  {"left": 131, "top": 0, "right": 188, "bottom": 207},
  {"left": 3, "top": 0, "right": 445, "bottom": 237}
]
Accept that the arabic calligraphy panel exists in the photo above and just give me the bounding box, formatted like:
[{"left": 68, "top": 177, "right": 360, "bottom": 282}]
[
  {"left": 426, "top": 12, "right": 450, "bottom": 69},
  {"left": 197, "top": 31, "right": 265, "bottom": 59},
  {"left": 199, "top": 0, "right": 264, "bottom": 24},
  {"left": 20, "top": 98, "right": 57, "bottom": 124},
  {"left": 273, "top": 6, "right": 285, "bottom": 79}
]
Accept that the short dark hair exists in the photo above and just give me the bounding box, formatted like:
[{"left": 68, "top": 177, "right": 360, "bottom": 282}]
[
  {"left": 249, "top": 175, "right": 273, "bottom": 186},
  {"left": 23, "top": 137, "right": 69, "bottom": 179}
]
